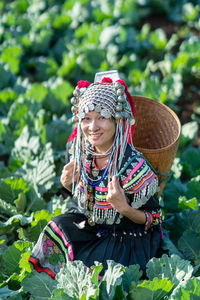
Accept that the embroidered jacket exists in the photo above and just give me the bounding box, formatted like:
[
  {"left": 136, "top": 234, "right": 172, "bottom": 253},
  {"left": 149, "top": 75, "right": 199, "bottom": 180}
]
[{"left": 66, "top": 141, "right": 161, "bottom": 226}]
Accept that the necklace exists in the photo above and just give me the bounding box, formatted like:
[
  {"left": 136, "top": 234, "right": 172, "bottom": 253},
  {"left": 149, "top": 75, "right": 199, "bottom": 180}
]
[
  {"left": 92, "top": 155, "right": 108, "bottom": 177},
  {"left": 81, "top": 126, "right": 120, "bottom": 186}
]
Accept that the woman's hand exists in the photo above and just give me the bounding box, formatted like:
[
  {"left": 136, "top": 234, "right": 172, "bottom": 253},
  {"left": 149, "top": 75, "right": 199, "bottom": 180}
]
[
  {"left": 106, "top": 175, "right": 129, "bottom": 214},
  {"left": 60, "top": 160, "right": 76, "bottom": 192},
  {"left": 107, "top": 175, "right": 146, "bottom": 224}
]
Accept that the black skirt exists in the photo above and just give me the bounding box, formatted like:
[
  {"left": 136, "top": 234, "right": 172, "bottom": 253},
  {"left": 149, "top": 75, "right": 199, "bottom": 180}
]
[{"left": 29, "top": 211, "right": 162, "bottom": 279}]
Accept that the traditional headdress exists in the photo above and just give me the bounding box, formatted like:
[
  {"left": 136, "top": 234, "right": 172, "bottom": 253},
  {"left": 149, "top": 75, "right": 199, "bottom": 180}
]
[{"left": 71, "top": 78, "right": 134, "bottom": 123}]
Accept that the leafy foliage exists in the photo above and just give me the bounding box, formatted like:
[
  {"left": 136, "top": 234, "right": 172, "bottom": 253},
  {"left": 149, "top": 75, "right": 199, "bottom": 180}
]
[{"left": 0, "top": 0, "right": 199, "bottom": 298}]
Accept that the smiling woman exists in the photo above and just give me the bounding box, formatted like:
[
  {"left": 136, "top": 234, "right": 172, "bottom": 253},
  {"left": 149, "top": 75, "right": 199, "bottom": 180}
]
[
  {"left": 81, "top": 111, "right": 116, "bottom": 153},
  {"left": 29, "top": 71, "right": 163, "bottom": 279}
]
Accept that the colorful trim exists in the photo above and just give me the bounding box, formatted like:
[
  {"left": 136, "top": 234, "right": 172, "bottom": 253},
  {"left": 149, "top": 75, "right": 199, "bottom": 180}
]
[
  {"left": 122, "top": 164, "right": 149, "bottom": 189},
  {"left": 122, "top": 158, "right": 144, "bottom": 185},
  {"left": 29, "top": 256, "right": 55, "bottom": 280},
  {"left": 49, "top": 221, "right": 74, "bottom": 261},
  {"left": 126, "top": 172, "right": 157, "bottom": 193},
  {"left": 95, "top": 200, "right": 113, "bottom": 209}
]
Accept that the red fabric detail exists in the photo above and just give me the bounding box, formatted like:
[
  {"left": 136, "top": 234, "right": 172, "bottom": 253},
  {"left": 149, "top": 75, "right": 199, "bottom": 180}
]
[
  {"left": 29, "top": 256, "right": 55, "bottom": 280},
  {"left": 77, "top": 80, "right": 91, "bottom": 89},
  {"left": 68, "top": 126, "right": 77, "bottom": 143},
  {"left": 101, "top": 77, "right": 113, "bottom": 83}
]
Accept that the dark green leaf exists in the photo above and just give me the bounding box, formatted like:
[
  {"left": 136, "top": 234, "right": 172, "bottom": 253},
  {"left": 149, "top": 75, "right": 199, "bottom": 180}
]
[
  {"left": 22, "top": 210, "right": 51, "bottom": 242},
  {"left": 186, "top": 179, "right": 200, "bottom": 201},
  {"left": 22, "top": 270, "right": 56, "bottom": 300},
  {"left": 163, "top": 179, "right": 187, "bottom": 212},
  {"left": 181, "top": 146, "right": 200, "bottom": 177},
  {"left": 0, "top": 286, "right": 20, "bottom": 299},
  {"left": 0, "top": 177, "right": 28, "bottom": 203},
  {"left": 122, "top": 264, "right": 142, "bottom": 292},
  {"left": 0, "top": 214, "right": 33, "bottom": 236},
  {"left": 178, "top": 230, "right": 200, "bottom": 265},
  {"left": 51, "top": 288, "right": 74, "bottom": 300},
  {"left": 3, "top": 241, "right": 31, "bottom": 276}
]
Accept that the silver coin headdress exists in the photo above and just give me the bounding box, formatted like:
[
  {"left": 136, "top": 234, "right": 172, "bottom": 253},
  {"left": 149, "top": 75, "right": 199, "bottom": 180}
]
[{"left": 71, "top": 79, "right": 134, "bottom": 123}]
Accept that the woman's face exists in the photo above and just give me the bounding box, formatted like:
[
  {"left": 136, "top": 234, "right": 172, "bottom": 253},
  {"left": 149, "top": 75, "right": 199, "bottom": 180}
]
[{"left": 81, "top": 110, "right": 116, "bottom": 153}]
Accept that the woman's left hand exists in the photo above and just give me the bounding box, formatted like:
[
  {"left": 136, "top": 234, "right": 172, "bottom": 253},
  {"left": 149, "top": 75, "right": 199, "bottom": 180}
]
[{"left": 106, "top": 175, "right": 129, "bottom": 214}]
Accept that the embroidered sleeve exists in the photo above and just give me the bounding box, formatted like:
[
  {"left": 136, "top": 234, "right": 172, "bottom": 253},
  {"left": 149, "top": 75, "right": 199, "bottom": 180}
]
[{"left": 121, "top": 154, "right": 159, "bottom": 209}]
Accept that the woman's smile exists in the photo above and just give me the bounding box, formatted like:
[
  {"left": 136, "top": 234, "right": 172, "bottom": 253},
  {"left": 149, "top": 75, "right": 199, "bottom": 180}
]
[{"left": 81, "top": 110, "right": 116, "bottom": 153}]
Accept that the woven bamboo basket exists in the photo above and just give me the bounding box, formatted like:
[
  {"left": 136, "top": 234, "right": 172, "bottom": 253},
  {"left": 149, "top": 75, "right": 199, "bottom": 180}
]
[{"left": 133, "top": 95, "right": 181, "bottom": 196}]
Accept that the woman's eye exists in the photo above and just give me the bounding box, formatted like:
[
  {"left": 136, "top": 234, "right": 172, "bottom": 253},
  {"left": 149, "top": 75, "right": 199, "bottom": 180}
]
[{"left": 99, "top": 116, "right": 105, "bottom": 120}]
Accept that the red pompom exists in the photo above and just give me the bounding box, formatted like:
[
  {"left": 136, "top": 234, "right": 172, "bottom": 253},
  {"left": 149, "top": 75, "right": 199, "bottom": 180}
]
[
  {"left": 77, "top": 80, "right": 91, "bottom": 89},
  {"left": 101, "top": 77, "right": 113, "bottom": 83}
]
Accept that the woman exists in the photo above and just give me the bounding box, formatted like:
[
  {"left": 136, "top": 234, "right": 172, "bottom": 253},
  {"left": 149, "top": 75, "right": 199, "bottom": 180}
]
[{"left": 29, "top": 73, "right": 162, "bottom": 279}]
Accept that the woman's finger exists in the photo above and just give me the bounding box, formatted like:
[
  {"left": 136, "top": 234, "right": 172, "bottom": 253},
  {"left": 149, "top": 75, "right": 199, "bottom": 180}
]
[{"left": 111, "top": 175, "right": 121, "bottom": 192}]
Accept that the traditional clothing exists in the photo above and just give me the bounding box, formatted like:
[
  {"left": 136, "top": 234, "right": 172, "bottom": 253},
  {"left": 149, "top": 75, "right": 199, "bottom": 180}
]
[{"left": 29, "top": 72, "right": 163, "bottom": 279}]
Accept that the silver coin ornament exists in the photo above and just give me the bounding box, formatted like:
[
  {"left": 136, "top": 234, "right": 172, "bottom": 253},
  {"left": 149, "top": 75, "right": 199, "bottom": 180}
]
[
  {"left": 118, "top": 95, "right": 126, "bottom": 102},
  {"left": 79, "top": 112, "right": 85, "bottom": 119},
  {"left": 116, "top": 104, "right": 123, "bottom": 112},
  {"left": 117, "top": 89, "right": 124, "bottom": 96},
  {"left": 88, "top": 103, "right": 94, "bottom": 111},
  {"left": 115, "top": 112, "right": 121, "bottom": 119},
  {"left": 71, "top": 97, "right": 77, "bottom": 105},
  {"left": 73, "top": 88, "right": 80, "bottom": 97},
  {"left": 92, "top": 168, "right": 99, "bottom": 177},
  {"left": 101, "top": 109, "right": 111, "bottom": 119},
  {"left": 71, "top": 106, "right": 77, "bottom": 113}
]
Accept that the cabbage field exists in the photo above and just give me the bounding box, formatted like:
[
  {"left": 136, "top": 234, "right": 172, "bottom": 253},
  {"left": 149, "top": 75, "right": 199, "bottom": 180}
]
[{"left": 0, "top": 0, "right": 200, "bottom": 299}]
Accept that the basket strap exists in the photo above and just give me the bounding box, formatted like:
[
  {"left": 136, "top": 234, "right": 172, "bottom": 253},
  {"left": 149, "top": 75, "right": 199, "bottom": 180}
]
[{"left": 116, "top": 153, "right": 171, "bottom": 182}]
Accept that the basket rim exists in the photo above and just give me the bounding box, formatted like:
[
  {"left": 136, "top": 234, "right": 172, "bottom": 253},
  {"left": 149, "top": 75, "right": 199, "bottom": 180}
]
[{"left": 133, "top": 95, "right": 182, "bottom": 153}]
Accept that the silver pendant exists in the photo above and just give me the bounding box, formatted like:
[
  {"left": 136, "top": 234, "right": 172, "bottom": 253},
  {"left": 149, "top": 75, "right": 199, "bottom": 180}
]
[{"left": 92, "top": 168, "right": 99, "bottom": 177}]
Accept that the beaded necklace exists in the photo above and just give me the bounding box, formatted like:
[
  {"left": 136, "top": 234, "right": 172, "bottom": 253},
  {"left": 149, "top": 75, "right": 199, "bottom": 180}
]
[{"left": 80, "top": 124, "right": 120, "bottom": 187}]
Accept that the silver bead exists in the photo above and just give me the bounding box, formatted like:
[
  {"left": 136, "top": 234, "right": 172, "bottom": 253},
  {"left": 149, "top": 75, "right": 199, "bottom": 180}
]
[
  {"left": 88, "top": 103, "right": 94, "bottom": 111},
  {"left": 73, "top": 88, "right": 80, "bottom": 97},
  {"left": 71, "top": 106, "right": 77, "bottom": 113},
  {"left": 116, "top": 104, "right": 123, "bottom": 112},
  {"left": 115, "top": 112, "right": 121, "bottom": 119},
  {"left": 71, "top": 97, "right": 77, "bottom": 105},
  {"left": 117, "top": 89, "right": 124, "bottom": 96},
  {"left": 101, "top": 109, "right": 111, "bottom": 119},
  {"left": 118, "top": 95, "right": 125, "bottom": 102},
  {"left": 115, "top": 82, "right": 122, "bottom": 89},
  {"left": 72, "top": 116, "right": 79, "bottom": 123},
  {"left": 79, "top": 112, "right": 85, "bottom": 119}
]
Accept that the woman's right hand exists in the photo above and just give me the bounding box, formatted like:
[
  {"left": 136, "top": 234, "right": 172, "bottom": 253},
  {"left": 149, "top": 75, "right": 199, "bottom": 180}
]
[{"left": 60, "top": 160, "right": 76, "bottom": 191}]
